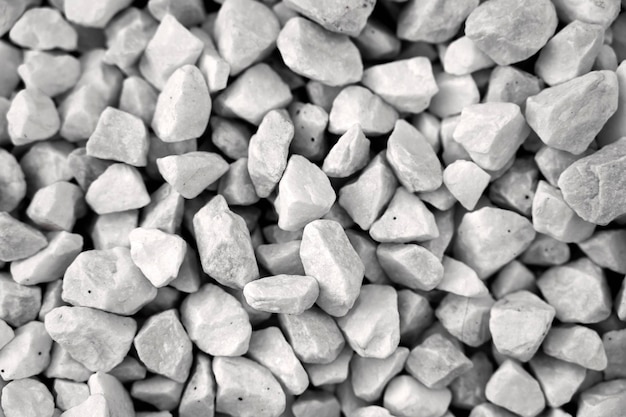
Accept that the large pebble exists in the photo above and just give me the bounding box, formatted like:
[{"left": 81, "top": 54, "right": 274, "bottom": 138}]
[
  {"left": 193, "top": 195, "right": 258, "bottom": 288},
  {"left": 1, "top": 378, "right": 54, "bottom": 417},
  {"left": 336, "top": 285, "right": 399, "bottom": 359},
  {"left": 526, "top": 71, "right": 618, "bottom": 155},
  {"left": 397, "top": 0, "right": 478, "bottom": 43},
  {"left": 453, "top": 207, "right": 536, "bottom": 278},
  {"left": 7, "top": 88, "right": 60, "bottom": 146},
  {"left": 465, "top": 0, "right": 558, "bottom": 65},
  {"left": 180, "top": 283, "right": 251, "bottom": 356},
  {"left": 543, "top": 325, "right": 607, "bottom": 371},
  {"left": 277, "top": 17, "right": 362, "bottom": 87},
  {"left": 44, "top": 306, "right": 137, "bottom": 372},
  {"left": 300, "top": 219, "right": 364, "bottom": 317},
  {"left": 383, "top": 375, "right": 451, "bottom": 417},
  {"left": 243, "top": 275, "right": 318, "bottom": 315},
  {"left": 489, "top": 291, "right": 555, "bottom": 361},
  {"left": 62, "top": 247, "right": 157, "bottom": 315},
  {"left": 328, "top": 86, "right": 398, "bottom": 136},
  {"left": 85, "top": 164, "right": 151, "bottom": 215},
  {"left": 558, "top": 137, "right": 626, "bottom": 225},
  {"left": 485, "top": 360, "right": 545, "bottom": 417},
  {"left": 0, "top": 321, "right": 51, "bottom": 380},
  {"left": 213, "top": 356, "right": 286, "bottom": 417}
]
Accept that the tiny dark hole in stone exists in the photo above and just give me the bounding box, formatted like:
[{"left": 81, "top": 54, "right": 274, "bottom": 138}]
[{"left": 238, "top": 397, "right": 243, "bottom": 401}]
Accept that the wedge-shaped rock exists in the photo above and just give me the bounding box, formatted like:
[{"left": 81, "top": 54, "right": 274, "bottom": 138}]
[
  {"left": 338, "top": 152, "right": 397, "bottom": 230},
  {"left": 377, "top": 243, "right": 443, "bottom": 291},
  {"left": 9, "top": 7, "right": 77, "bottom": 50},
  {"left": 214, "top": 63, "right": 292, "bottom": 125},
  {"left": 7, "top": 88, "right": 60, "bottom": 146},
  {"left": 430, "top": 73, "right": 480, "bottom": 118},
  {"left": 26, "top": 181, "right": 85, "bottom": 232},
  {"left": 132, "top": 376, "right": 184, "bottom": 411},
  {"left": 180, "top": 283, "right": 251, "bottom": 356},
  {"left": 535, "top": 20, "right": 604, "bottom": 86},
  {"left": 485, "top": 360, "right": 545, "bottom": 417},
  {"left": 454, "top": 207, "right": 536, "bottom": 278},
  {"left": 0, "top": 273, "right": 40, "bottom": 327},
  {"left": 578, "top": 379, "right": 626, "bottom": 417},
  {"left": 453, "top": 103, "right": 529, "bottom": 171},
  {"left": 214, "top": 0, "right": 279, "bottom": 75},
  {"left": 65, "top": 0, "right": 133, "bottom": 28},
  {"left": 336, "top": 285, "right": 399, "bottom": 359},
  {"left": 437, "top": 256, "right": 489, "bottom": 298},
  {"left": 275, "top": 156, "right": 335, "bottom": 232},
  {"left": 537, "top": 258, "right": 611, "bottom": 323},
  {"left": 278, "top": 307, "right": 345, "bottom": 364},
  {"left": 255, "top": 240, "right": 304, "bottom": 276},
  {"left": 0, "top": 149, "right": 25, "bottom": 212},
  {"left": 54, "top": 379, "right": 89, "bottom": 411},
  {"left": 247, "top": 327, "right": 308, "bottom": 395},
  {"left": 45, "top": 306, "right": 136, "bottom": 372},
  {"left": 485, "top": 66, "right": 542, "bottom": 110},
  {"left": 465, "top": 0, "right": 558, "bottom": 65},
  {"left": 300, "top": 219, "right": 364, "bottom": 317},
  {"left": 529, "top": 353, "right": 586, "bottom": 407},
  {"left": 139, "top": 15, "right": 204, "bottom": 90},
  {"left": 218, "top": 158, "right": 259, "bottom": 206},
  {"left": 489, "top": 157, "right": 538, "bottom": 216},
  {"left": 2, "top": 378, "right": 54, "bottom": 417},
  {"left": 526, "top": 71, "right": 618, "bottom": 154},
  {"left": 361, "top": 57, "right": 438, "bottom": 114},
  {"left": 383, "top": 375, "right": 451, "bottom": 417},
  {"left": 134, "top": 309, "right": 192, "bottom": 383},
  {"left": 0, "top": 321, "right": 51, "bottom": 380},
  {"left": 579, "top": 230, "right": 626, "bottom": 273},
  {"left": 443, "top": 160, "right": 490, "bottom": 210},
  {"left": 436, "top": 293, "right": 494, "bottom": 347},
  {"left": 370, "top": 187, "right": 438, "bottom": 243},
  {"left": 18, "top": 51, "right": 80, "bottom": 97},
  {"left": 491, "top": 261, "right": 536, "bottom": 300},
  {"left": 67, "top": 148, "right": 113, "bottom": 191},
  {"left": 521, "top": 234, "right": 571, "bottom": 266},
  {"left": 157, "top": 152, "right": 228, "bottom": 199},
  {"left": 85, "top": 164, "right": 150, "bottom": 215},
  {"left": 397, "top": 0, "right": 478, "bottom": 43},
  {"left": 398, "top": 290, "right": 434, "bottom": 346},
  {"left": 248, "top": 110, "right": 293, "bottom": 198},
  {"left": 450, "top": 352, "right": 493, "bottom": 409},
  {"left": 328, "top": 86, "right": 397, "bottom": 136},
  {"left": 104, "top": 8, "right": 158, "bottom": 72},
  {"left": 277, "top": 17, "right": 362, "bottom": 87},
  {"left": 288, "top": 101, "right": 328, "bottom": 162},
  {"left": 351, "top": 347, "right": 408, "bottom": 401},
  {"left": 543, "top": 325, "right": 607, "bottom": 371},
  {"left": 118, "top": 76, "right": 158, "bottom": 126},
  {"left": 442, "top": 36, "right": 495, "bottom": 76},
  {"left": 88, "top": 372, "right": 134, "bottom": 417},
  {"left": 152, "top": 65, "right": 211, "bottom": 142},
  {"left": 284, "top": 0, "right": 374, "bottom": 36},
  {"left": 243, "top": 275, "right": 318, "bottom": 315},
  {"left": 552, "top": 0, "right": 620, "bottom": 28},
  {"left": 11, "top": 231, "right": 83, "bottom": 285},
  {"left": 489, "top": 291, "right": 555, "bottom": 361},
  {"left": 62, "top": 247, "right": 157, "bottom": 315},
  {"left": 0, "top": 212, "right": 47, "bottom": 262},
  {"left": 322, "top": 124, "right": 370, "bottom": 178},
  {"left": 178, "top": 354, "right": 215, "bottom": 417},
  {"left": 386, "top": 120, "right": 442, "bottom": 192},
  {"left": 558, "top": 137, "right": 626, "bottom": 225},
  {"left": 213, "top": 356, "right": 286, "bottom": 417},
  {"left": 129, "top": 228, "right": 186, "bottom": 288},
  {"left": 87, "top": 107, "right": 149, "bottom": 167}
]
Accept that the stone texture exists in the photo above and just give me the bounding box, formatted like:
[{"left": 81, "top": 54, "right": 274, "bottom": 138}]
[
  {"left": 442, "top": 36, "right": 495, "bottom": 76},
  {"left": 288, "top": 101, "right": 328, "bottom": 162},
  {"left": 18, "top": 51, "right": 80, "bottom": 97},
  {"left": 578, "top": 379, "right": 626, "bottom": 417},
  {"left": 2, "top": 378, "right": 54, "bottom": 417},
  {"left": 437, "top": 256, "right": 489, "bottom": 298},
  {"left": 485, "top": 66, "right": 542, "bottom": 111},
  {"left": 529, "top": 353, "right": 586, "bottom": 407},
  {"left": 336, "top": 285, "right": 399, "bottom": 359},
  {"left": 322, "top": 124, "right": 370, "bottom": 178},
  {"left": 67, "top": 148, "right": 113, "bottom": 192},
  {"left": 377, "top": 243, "right": 443, "bottom": 291},
  {"left": 329, "top": 86, "right": 398, "bottom": 136},
  {"left": 88, "top": 372, "right": 134, "bottom": 417},
  {"left": 190, "top": 27, "right": 230, "bottom": 94},
  {"left": 465, "top": 0, "right": 558, "bottom": 65},
  {"left": 178, "top": 354, "right": 215, "bottom": 417},
  {"left": 85, "top": 164, "right": 151, "bottom": 215},
  {"left": 243, "top": 275, "right": 318, "bottom": 315},
  {"left": 9, "top": 7, "right": 77, "bottom": 51},
  {"left": 180, "top": 283, "right": 251, "bottom": 356},
  {"left": 526, "top": 71, "right": 618, "bottom": 155},
  {"left": 0, "top": 273, "right": 40, "bottom": 327},
  {"left": 213, "top": 356, "right": 286, "bottom": 417},
  {"left": 284, "top": 0, "right": 374, "bottom": 36},
  {"left": 53, "top": 379, "right": 89, "bottom": 411},
  {"left": 62, "top": 247, "right": 157, "bottom": 315},
  {"left": 7, "top": 88, "right": 60, "bottom": 146},
  {"left": 65, "top": 0, "right": 133, "bottom": 28},
  {"left": 397, "top": 0, "right": 478, "bottom": 43},
  {"left": 0, "top": 149, "right": 25, "bottom": 212},
  {"left": 351, "top": 347, "right": 408, "bottom": 401},
  {"left": 44, "top": 306, "right": 136, "bottom": 372},
  {"left": 277, "top": 17, "right": 362, "bottom": 87},
  {"left": 129, "top": 228, "right": 186, "bottom": 288},
  {"left": 383, "top": 375, "right": 451, "bottom": 417},
  {"left": 436, "top": 294, "right": 494, "bottom": 347},
  {"left": 450, "top": 352, "right": 493, "bottom": 409},
  {"left": 0, "top": 212, "right": 47, "bottom": 262},
  {"left": 552, "top": 0, "right": 620, "bottom": 28},
  {"left": 490, "top": 291, "right": 555, "bottom": 361},
  {"left": 443, "top": 160, "right": 490, "bottom": 210},
  {"left": 278, "top": 306, "right": 345, "bottom": 364},
  {"left": 537, "top": 258, "right": 611, "bottom": 323},
  {"left": 521, "top": 234, "right": 571, "bottom": 266},
  {"left": 118, "top": 76, "right": 158, "bottom": 126},
  {"left": 489, "top": 157, "right": 538, "bottom": 216},
  {"left": 485, "top": 360, "right": 545, "bottom": 417},
  {"left": 157, "top": 152, "right": 228, "bottom": 199},
  {"left": 558, "top": 138, "right": 626, "bottom": 225},
  {"left": 45, "top": 343, "right": 91, "bottom": 382},
  {"left": 0, "top": 321, "right": 51, "bottom": 380},
  {"left": 61, "top": 395, "right": 109, "bottom": 417},
  {"left": 431, "top": 73, "right": 480, "bottom": 119},
  {"left": 543, "top": 325, "right": 607, "bottom": 371},
  {"left": 579, "top": 230, "right": 626, "bottom": 273},
  {"left": 131, "top": 376, "right": 183, "bottom": 411},
  {"left": 217, "top": 158, "right": 260, "bottom": 206},
  {"left": 27, "top": 182, "right": 85, "bottom": 232},
  {"left": 104, "top": 8, "right": 158, "bottom": 73},
  {"left": 255, "top": 240, "right": 305, "bottom": 276},
  {"left": 193, "top": 195, "right": 258, "bottom": 288}
]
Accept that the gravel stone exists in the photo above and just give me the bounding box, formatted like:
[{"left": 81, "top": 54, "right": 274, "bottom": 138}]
[
  {"left": 430, "top": 73, "right": 480, "bottom": 119},
  {"left": 88, "top": 372, "right": 134, "bottom": 417},
  {"left": 85, "top": 164, "right": 151, "bottom": 215},
  {"left": 329, "top": 86, "right": 398, "bottom": 136},
  {"left": 322, "top": 124, "right": 370, "bottom": 178},
  {"left": 491, "top": 261, "right": 537, "bottom": 299},
  {"left": 528, "top": 353, "right": 586, "bottom": 407},
  {"left": 377, "top": 243, "right": 444, "bottom": 291},
  {"left": 0, "top": 212, "right": 47, "bottom": 262},
  {"left": 53, "top": 380, "right": 89, "bottom": 411},
  {"left": 64, "top": 0, "right": 133, "bottom": 28},
  {"left": 485, "top": 360, "right": 545, "bottom": 417},
  {"left": 9, "top": 7, "right": 77, "bottom": 51},
  {"left": 148, "top": 0, "right": 205, "bottom": 26},
  {"left": 304, "top": 346, "right": 352, "bottom": 387},
  {"left": 351, "top": 347, "right": 409, "bottom": 401},
  {"left": 1, "top": 378, "right": 54, "bottom": 417},
  {"left": 552, "top": 0, "right": 620, "bottom": 28},
  {"left": 157, "top": 152, "right": 228, "bottom": 199},
  {"left": 489, "top": 157, "right": 538, "bottom": 216},
  {"left": 18, "top": 51, "right": 80, "bottom": 97},
  {"left": 450, "top": 352, "right": 493, "bottom": 409},
  {"left": 542, "top": 325, "right": 608, "bottom": 371},
  {"left": 131, "top": 376, "right": 184, "bottom": 411},
  {"left": 398, "top": 290, "right": 434, "bottom": 346},
  {"left": 437, "top": 256, "right": 489, "bottom": 298},
  {"left": 485, "top": 66, "right": 542, "bottom": 110},
  {"left": 397, "top": 0, "right": 479, "bottom": 43},
  {"left": 383, "top": 375, "right": 451, "bottom": 417},
  {"left": 578, "top": 379, "right": 626, "bottom": 417},
  {"left": 118, "top": 76, "right": 158, "bottom": 127},
  {"left": 436, "top": 294, "right": 495, "bottom": 347},
  {"left": 178, "top": 354, "right": 215, "bottom": 417},
  {"left": 7, "top": 88, "right": 60, "bottom": 146},
  {"left": 521, "top": 234, "right": 571, "bottom": 266},
  {"left": 442, "top": 36, "right": 495, "bottom": 76},
  {"left": 284, "top": 0, "right": 374, "bottom": 36},
  {"left": 243, "top": 275, "right": 319, "bottom": 315},
  {"left": 0, "top": 273, "right": 40, "bottom": 327},
  {"left": 579, "top": 230, "right": 626, "bottom": 273},
  {"left": 217, "top": 158, "right": 260, "bottom": 206},
  {"left": 45, "top": 343, "right": 91, "bottom": 382},
  {"left": 129, "top": 228, "right": 186, "bottom": 288},
  {"left": 255, "top": 240, "right": 305, "bottom": 276},
  {"left": 0, "top": 321, "right": 51, "bottom": 380},
  {"left": 443, "top": 160, "right": 490, "bottom": 210}
]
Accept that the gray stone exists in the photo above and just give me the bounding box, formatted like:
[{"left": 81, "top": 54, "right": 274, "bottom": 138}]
[
  {"left": 53, "top": 380, "right": 89, "bottom": 411},
  {"left": 450, "top": 352, "right": 493, "bottom": 409},
  {"left": 443, "top": 160, "right": 490, "bottom": 210},
  {"left": 118, "top": 76, "right": 158, "bottom": 126},
  {"left": 350, "top": 347, "right": 408, "bottom": 401},
  {"left": 288, "top": 101, "right": 327, "bottom": 162},
  {"left": 284, "top": 0, "right": 374, "bottom": 36},
  {"left": 178, "top": 354, "right": 215, "bottom": 417},
  {"left": 104, "top": 8, "right": 158, "bottom": 73},
  {"left": 292, "top": 391, "right": 340, "bottom": 417},
  {"left": 436, "top": 294, "right": 495, "bottom": 348},
  {"left": 398, "top": 290, "right": 434, "bottom": 346},
  {"left": 45, "top": 343, "right": 91, "bottom": 382},
  {"left": 397, "top": 0, "right": 478, "bottom": 43},
  {"left": 91, "top": 211, "right": 138, "bottom": 250},
  {"left": 441, "top": 36, "right": 495, "bottom": 76},
  {"left": 26, "top": 182, "right": 85, "bottom": 232},
  {"left": 485, "top": 360, "right": 545, "bottom": 417},
  {"left": 521, "top": 234, "right": 571, "bottom": 266},
  {"left": 85, "top": 164, "right": 151, "bottom": 215},
  {"left": 578, "top": 379, "right": 626, "bottom": 417},
  {"left": 2, "top": 378, "right": 54, "bottom": 417},
  {"left": 0, "top": 321, "right": 51, "bottom": 381},
  {"left": 437, "top": 256, "right": 489, "bottom": 298},
  {"left": 109, "top": 356, "right": 147, "bottom": 383},
  {"left": 552, "top": 0, "right": 620, "bottom": 28},
  {"left": 543, "top": 325, "right": 607, "bottom": 371},
  {"left": 157, "top": 152, "right": 228, "bottom": 199},
  {"left": 0, "top": 274, "right": 40, "bottom": 327},
  {"left": 489, "top": 157, "right": 538, "bottom": 216},
  {"left": 9, "top": 7, "right": 77, "bottom": 50},
  {"left": 491, "top": 261, "right": 536, "bottom": 299},
  {"left": 18, "top": 141, "right": 75, "bottom": 197},
  {"left": 64, "top": 0, "right": 133, "bottom": 28},
  {"left": 329, "top": 86, "right": 398, "bottom": 136},
  {"left": 88, "top": 372, "right": 134, "bottom": 417},
  {"left": 243, "top": 275, "right": 318, "bottom": 315},
  {"left": 0, "top": 213, "right": 47, "bottom": 262},
  {"left": 7, "top": 88, "right": 60, "bottom": 146},
  {"left": 383, "top": 375, "right": 451, "bottom": 417},
  {"left": 485, "top": 66, "right": 542, "bottom": 111},
  {"left": 129, "top": 228, "right": 186, "bottom": 288},
  {"left": 377, "top": 243, "right": 443, "bottom": 291},
  {"left": 0, "top": 149, "right": 25, "bottom": 212},
  {"left": 131, "top": 376, "right": 183, "bottom": 411},
  {"left": 148, "top": 0, "right": 205, "bottom": 27},
  {"left": 18, "top": 51, "right": 81, "bottom": 97},
  {"left": 322, "top": 124, "right": 370, "bottom": 178},
  {"left": 529, "top": 353, "right": 586, "bottom": 407},
  {"left": 210, "top": 116, "right": 250, "bottom": 160},
  {"left": 217, "top": 158, "right": 260, "bottom": 206},
  {"left": 67, "top": 148, "right": 113, "bottom": 192},
  {"left": 255, "top": 241, "right": 305, "bottom": 276},
  {"left": 579, "top": 230, "right": 626, "bottom": 273}
]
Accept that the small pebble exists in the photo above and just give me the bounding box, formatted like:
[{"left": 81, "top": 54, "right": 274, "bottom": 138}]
[
  {"left": 118, "top": 76, "right": 158, "bottom": 126},
  {"left": 148, "top": 0, "right": 205, "bottom": 27},
  {"left": 129, "top": 228, "right": 186, "bottom": 288},
  {"left": 1, "top": 378, "right": 54, "bottom": 417},
  {"left": 542, "top": 324, "right": 608, "bottom": 371},
  {"left": 26, "top": 182, "right": 85, "bottom": 232},
  {"left": 443, "top": 160, "right": 490, "bottom": 210},
  {"left": 190, "top": 28, "right": 230, "bottom": 94},
  {"left": 218, "top": 158, "right": 260, "bottom": 206},
  {"left": 157, "top": 151, "right": 228, "bottom": 199},
  {"left": 60, "top": 395, "right": 109, "bottom": 417},
  {"left": 328, "top": 86, "right": 398, "bottom": 136},
  {"left": 398, "top": 290, "right": 434, "bottom": 346},
  {"left": 210, "top": 116, "right": 251, "bottom": 160},
  {"left": 304, "top": 346, "right": 352, "bottom": 387},
  {"left": 255, "top": 240, "right": 305, "bottom": 276},
  {"left": 288, "top": 101, "right": 328, "bottom": 162},
  {"left": 436, "top": 294, "right": 495, "bottom": 347},
  {"left": 489, "top": 157, "right": 538, "bottom": 216},
  {"left": 104, "top": 8, "right": 158, "bottom": 73},
  {"left": 64, "top": 0, "right": 133, "bottom": 28},
  {"left": 88, "top": 372, "right": 135, "bottom": 417},
  {"left": 529, "top": 353, "right": 586, "bottom": 407},
  {"left": 85, "top": 164, "right": 151, "bottom": 215},
  {"left": 521, "top": 234, "right": 571, "bottom": 266},
  {"left": 377, "top": 243, "right": 444, "bottom": 291},
  {"left": 485, "top": 66, "right": 542, "bottom": 110},
  {"left": 178, "top": 354, "right": 215, "bottom": 417},
  {"left": 0, "top": 321, "right": 51, "bottom": 380},
  {"left": 441, "top": 36, "right": 495, "bottom": 76},
  {"left": 292, "top": 391, "right": 340, "bottom": 417},
  {"left": 437, "top": 256, "right": 489, "bottom": 298},
  {"left": 0, "top": 212, "right": 47, "bottom": 262},
  {"left": 579, "top": 230, "right": 626, "bottom": 273},
  {"left": 383, "top": 375, "right": 451, "bottom": 417},
  {"left": 91, "top": 211, "right": 138, "bottom": 250},
  {"left": 284, "top": 0, "right": 374, "bottom": 36},
  {"left": 53, "top": 380, "right": 89, "bottom": 411},
  {"left": 0, "top": 274, "right": 41, "bottom": 327},
  {"left": 7, "top": 88, "right": 60, "bottom": 146},
  {"left": 9, "top": 7, "right": 77, "bottom": 51},
  {"left": 45, "top": 343, "right": 91, "bottom": 382},
  {"left": 485, "top": 360, "right": 545, "bottom": 417},
  {"left": 350, "top": 347, "right": 408, "bottom": 401},
  {"left": 397, "top": 0, "right": 479, "bottom": 43},
  {"left": 346, "top": 230, "right": 388, "bottom": 285},
  {"left": 243, "top": 275, "right": 319, "bottom": 315},
  {"left": 0, "top": 149, "right": 25, "bottom": 212},
  {"left": 131, "top": 376, "right": 184, "bottom": 411},
  {"left": 322, "top": 124, "right": 370, "bottom": 178},
  {"left": 602, "top": 329, "right": 626, "bottom": 379},
  {"left": 18, "top": 52, "right": 81, "bottom": 97}
]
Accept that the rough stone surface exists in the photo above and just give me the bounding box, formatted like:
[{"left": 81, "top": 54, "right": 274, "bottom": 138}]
[
  {"left": 437, "top": 256, "right": 489, "bottom": 298},
  {"left": 543, "top": 325, "right": 608, "bottom": 371},
  {"left": 443, "top": 160, "right": 490, "bottom": 210},
  {"left": 26, "top": 182, "right": 85, "bottom": 232},
  {"left": 2, "top": 378, "right": 54, "bottom": 417},
  {"left": 284, "top": 0, "right": 374, "bottom": 36},
  {"left": 383, "top": 375, "right": 451, "bottom": 417},
  {"left": 7, "top": 88, "right": 60, "bottom": 146},
  {"left": 0, "top": 273, "right": 41, "bottom": 327},
  {"left": 578, "top": 379, "right": 626, "bottom": 417},
  {"left": 397, "top": 0, "right": 479, "bottom": 43},
  {"left": 0, "top": 321, "right": 51, "bottom": 381},
  {"left": 0, "top": 213, "right": 47, "bottom": 262},
  {"left": 129, "top": 228, "right": 186, "bottom": 288},
  {"left": 529, "top": 353, "right": 586, "bottom": 407},
  {"left": 377, "top": 243, "right": 444, "bottom": 291},
  {"left": 436, "top": 294, "right": 495, "bottom": 347},
  {"left": 243, "top": 275, "right": 319, "bottom": 315},
  {"left": 329, "top": 86, "right": 398, "bottom": 136},
  {"left": 322, "top": 124, "right": 370, "bottom": 178},
  {"left": 485, "top": 360, "right": 545, "bottom": 417},
  {"left": 85, "top": 164, "right": 151, "bottom": 215},
  {"left": 579, "top": 230, "right": 626, "bottom": 273}
]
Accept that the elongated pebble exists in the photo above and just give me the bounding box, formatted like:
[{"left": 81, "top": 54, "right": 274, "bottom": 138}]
[
  {"left": 543, "top": 325, "right": 607, "bottom": 371},
  {"left": 243, "top": 275, "right": 318, "bottom": 315}
]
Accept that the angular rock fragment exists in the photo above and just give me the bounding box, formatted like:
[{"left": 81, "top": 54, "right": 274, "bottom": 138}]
[
  {"left": 45, "top": 306, "right": 136, "bottom": 372},
  {"left": 453, "top": 103, "right": 529, "bottom": 171},
  {"left": 336, "top": 285, "right": 399, "bottom": 358},
  {"left": 397, "top": 0, "right": 478, "bottom": 43},
  {"left": 88, "top": 372, "right": 135, "bottom": 417},
  {"left": 45, "top": 343, "right": 91, "bottom": 382},
  {"left": 157, "top": 152, "right": 228, "bottom": 199},
  {"left": 0, "top": 273, "right": 40, "bottom": 327},
  {"left": 543, "top": 325, "right": 607, "bottom": 371},
  {"left": 521, "top": 234, "right": 571, "bottom": 266},
  {"left": 284, "top": 0, "right": 374, "bottom": 36},
  {"left": 442, "top": 36, "right": 495, "bottom": 76},
  {"left": 131, "top": 376, "right": 184, "bottom": 411},
  {"left": 67, "top": 148, "right": 113, "bottom": 192},
  {"left": 218, "top": 158, "right": 260, "bottom": 206},
  {"left": 485, "top": 360, "right": 545, "bottom": 417},
  {"left": 248, "top": 110, "right": 293, "bottom": 198},
  {"left": 213, "top": 356, "right": 286, "bottom": 417},
  {"left": 490, "top": 291, "right": 555, "bottom": 361},
  {"left": 377, "top": 243, "right": 443, "bottom": 291},
  {"left": 300, "top": 220, "right": 364, "bottom": 317},
  {"left": 2, "top": 378, "right": 54, "bottom": 417},
  {"left": 26, "top": 182, "right": 85, "bottom": 232},
  {"left": 275, "top": 156, "right": 335, "bottom": 232},
  {"left": 277, "top": 17, "right": 362, "bottom": 87},
  {"left": 190, "top": 27, "right": 230, "bottom": 94},
  {"left": 0, "top": 321, "right": 51, "bottom": 380},
  {"left": 178, "top": 354, "right": 214, "bottom": 417},
  {"left": 370, "top": 187, "right": 438, "bottom": 243},
  {"left": 578, "top": 379, "right": 626, "bottom": 417},
  {"left": 7, "top": 88, "right": 60, "bottom": 146},
  {"left": 287, "top": 101, "right": 327, "bottom": 162},
  {"left": 104, "top": 8, "right": 158, "bottom": 72},
  {"left": 454, "top": 207, "right": 536, "bottom": 278},
  {"left": 118, "top": 76, "right": 158, "bottom": 127},
  {"left": 181, "top": 283, "right": 251, "bottom": 356},
  {"left": 152, "top": 65, "right": 211, "bottom": 142},
  {"left": 465, "top": 0, "right": 558, "bottom": 65},
  {"left": 537, "top": 258, "right": 611, "bottom": 323},
  {"left": 437, "top": 256, "right": 489, "bottom": 298},
  {"left": 214, "top": 0, "right": 279, "bottom": 75},
  {"left": 292, "top": 392, "right": 340, "bottom": 417},
  {"left": 535, "top": 20, "right": 604, "bottom": 86},
  {"left": 328, "top": 86, "right": 397, "bottom": 136},
  {"left": 600, "top": 61, "right": 626, "bottom": 146},
  {"left": 450, "top": 352, "right": 493, "bottom": 409},
  {"left": 350, "top": 347, "right": 408, "bottom": 401},
  {"left": 558, "top": 138, "right": 626, "bottom": 225},
  {"left": 421, "top": 208, "right": 456, "bottom": 260},
  {"left": 214, "top": 63, "right": 292, "bottom": 125},
  {"left": 322, "top": 125, "right": 370, "bottom": 178},
  {"left": 489, "top": 157, "right": 538, "bottom": 216},
  {"left": 552, "top": 0, "right": 620, "bottom": 28},
  {"left": 247, "top": 327, "right": 308, "bottom": 395},
  {"left": 383, "top": 375, "right": 451, "bottom": 417},
  {"left": 243, "top": 275, "right": 318, "bottom": 315},
  {"left": 62, "top": 247, "right": 157, "bottom": 315},
  {"left": 398, "top": 290, "right": 434, "bottom": 346},
  {"left": 529, "top": 353, "right": 586, "bottom": 407},
  {"left": 91, "top": 211, "right": 138, "bottom": 250},
  {"left": 9, "top": 7, "right": 77, "bottom": 51},
  {"left": 436, "top": 293, "right": 494, "bottom": 347},
  {"left": 85, "top": 164, "right": 151, "bottom": 215},
  {"left": 0, "top": 149, "right": 25, "bottom": 212},
  {"left": 338, "top": 152, "right": 397, "bottom": 230},
  {"left": 193, "top": 195, "right": 258, "bottom": 288},
  {"left": 64, "top": 0, "right": 133, "bottom": 28},
  {"left": 129, "top": 228, "right": 186, "bottom": 288},
  {"left": 210, "top": 116, "right": 250, "bottom": 160},
  {"left": 526, "top": 71, "right": 618, "bottom": 155},
  {"left": 485, "top": 66, "right": 542, "bottom": 111},
  {"left": 0, "top": 212, "right": 47, "bottom": 262},
  {"left": 20, "top": 141, "right": 74, "bottom": 197},
  {"left": 61, "top": 395, "right": 109, "bottom": 417},
  {"left": 18, "top": 52, "right": 81, "bottom": 97},
  {"left": 579, "top": 230, "right": 626, "bottom": 273},
  {"left": 109, "top": 356, "right": 147, "bottom": 383},
  {"left": 255, "top": 240, "right": 305, "bottom": 276},
  {"left": 443, "top": 160, "right": 490, "bottom": 210},
  {"left": 279, "top": 307, "right": 345, "bottom": 364},
  {"left": 53, "top": 379, "right": 89, "bottom": 411}
]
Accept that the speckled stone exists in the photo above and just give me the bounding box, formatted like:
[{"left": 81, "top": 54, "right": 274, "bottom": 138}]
[{"left": 0, "top": 321, "right": 51, "bottom": 380}]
